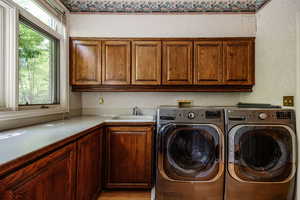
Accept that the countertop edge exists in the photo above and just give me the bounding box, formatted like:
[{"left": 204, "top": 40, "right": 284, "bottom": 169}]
[{"left": 0, "top": 120, "right": 156, "bottom": 177}]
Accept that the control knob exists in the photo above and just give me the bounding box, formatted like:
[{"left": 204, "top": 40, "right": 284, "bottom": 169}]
[
  {"left": 188, "top": 112, "right": 196, "bottom": 119},
  {"left": 259, "top": 113, "right": 268, "bottom": 120}
]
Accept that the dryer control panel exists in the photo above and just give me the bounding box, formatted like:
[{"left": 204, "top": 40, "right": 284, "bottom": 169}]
[{"left": 225, "top": 109, "right": 295, "bottom": 128}]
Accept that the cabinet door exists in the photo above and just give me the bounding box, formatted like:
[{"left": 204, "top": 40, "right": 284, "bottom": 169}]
[
  {"left": 105, "top": 126, "right": 153, "bottom": 189},
  {"left": 77, "top": 129, "right": 103, "bottom": 200},
  {"left": 223, "top": 40, "right": 254, "bottom": 85},
  {"left": 102, "top": 41, "right": 131, "bottom": 85},
  {"left": 132, "top": 41, "right": 161, "bottom": 85},
  {"left": 194, "top": 41, "right": 223, "bottom": 85},
  {"left": 0, "top": 144, "right": 76, "bottom": 200},
  {"left": 71, "top": 40, "right": 101, "bottom": 85},
  {"left": 162, "top": 41, "right": 193, "bottom": 85}
]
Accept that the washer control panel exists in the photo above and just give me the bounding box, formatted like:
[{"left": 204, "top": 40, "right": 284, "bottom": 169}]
[{"left": 158, "top": 107, "right": 223, "bottom": 124}]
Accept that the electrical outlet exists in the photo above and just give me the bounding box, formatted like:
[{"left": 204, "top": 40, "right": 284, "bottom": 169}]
[
  {"left": 283, "top": 96, "right": 294, "bottom": 107},
  {"left": 99, "top": 97, "right": 104, "bottom": 104}
]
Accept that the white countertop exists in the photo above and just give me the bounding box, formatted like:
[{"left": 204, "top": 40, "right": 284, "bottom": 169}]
[{"left": 0, "top": 115, "right": 155, "bottom": 168}]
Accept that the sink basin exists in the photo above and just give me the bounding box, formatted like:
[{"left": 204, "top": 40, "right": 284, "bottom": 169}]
[{"left": 111, "top": 115, "right": 154, "bottom": 121}]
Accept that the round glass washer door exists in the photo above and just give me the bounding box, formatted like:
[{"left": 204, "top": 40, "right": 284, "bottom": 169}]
[
  {"left": 161, "top": 124, "right": 223, "bottom": 181},
  {"left": 228, "top": 125, "right": 295, "bottom": 182}
]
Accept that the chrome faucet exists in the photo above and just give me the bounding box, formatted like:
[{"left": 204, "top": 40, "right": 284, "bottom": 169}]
[{"left": 132, "top": 106, "right": 142, "bottom": 116}]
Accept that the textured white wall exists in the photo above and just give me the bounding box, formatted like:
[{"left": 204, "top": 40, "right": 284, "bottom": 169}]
[
  {"left": 82, "top": 92, "right": 241, "bottom": 111},
  {"left": 69, "top": 14, "right": 256, "bottom": 38},
  {"left": 239, "top": 0, "right": 299, "bottom": 105},
  {"left": 69, "top": 13, "right": 256, "bottom": 111}
]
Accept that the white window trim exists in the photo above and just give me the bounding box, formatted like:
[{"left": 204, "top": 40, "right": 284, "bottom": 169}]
[
  {"left": 0, "top": 5, "right": 4, "bottom": 108},
  {"left": 0, "top": 0, "right": 69, "bottom": 121}
]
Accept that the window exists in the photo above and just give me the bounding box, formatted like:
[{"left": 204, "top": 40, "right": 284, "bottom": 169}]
[
  {"left": 12, "top": 0, "right": 58, "bottom": 31},
  {"left": 0, "top": 0, "right": 68, "bottom": 120},
  {"left": 18, "top": 17, "right": 60, "bottom": 105}
]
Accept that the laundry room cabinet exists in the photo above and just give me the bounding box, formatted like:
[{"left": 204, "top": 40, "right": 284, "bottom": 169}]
[
  {"left": 132, "top": 41, "right": 162, "bottom": 85},
  {"left": 0, "top": 128, "right": 105, "bottom": 200},
  {"left": 76, "top": 129, "right": 104, "bottom": 200},
  {"left": 70, "top": 37, "right": 255, "bottom": 92},
  {"left": 162, "top": 41, "right": 193, "bottom": 85},
  {"left": 194, "top": 41, "right": 223, "bottom": 85},
  {"left": 0, "top": 144, "right": 77, "bottom": 200},
  {"left": 71, "top": 40, "right": 102, "bottom": 85},
  {"left": 101, "top": 40, "right": 131, "bottom": 85},
  {"left": 223, "top": 40, "right": 254, "bottom": 85},
  {"left": 105, "top": 126, "right": 153, "bottom": 189}
]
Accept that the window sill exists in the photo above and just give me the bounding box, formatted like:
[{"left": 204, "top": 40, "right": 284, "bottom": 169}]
[{"left": 0, "top": 107, "right": 68, "bottom": 121}]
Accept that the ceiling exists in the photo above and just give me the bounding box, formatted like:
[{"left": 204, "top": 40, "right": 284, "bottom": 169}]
[{"left": 60, "top": 0, "right": 271, "bottom": 13}]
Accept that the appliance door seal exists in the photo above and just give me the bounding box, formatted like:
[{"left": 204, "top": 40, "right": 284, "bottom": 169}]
[
  {"left": 158, "top": 123, "right": 224, "bottom": 182},
  {"left": 228, "top": 124, "right": 296, "bottom": 183}
]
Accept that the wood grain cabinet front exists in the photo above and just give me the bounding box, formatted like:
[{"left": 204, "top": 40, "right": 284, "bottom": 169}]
[
  {"left": 105, "top": 126, "right": 153, "bottom": 189},
  {"left": 102, "top": 41, "right": 131, "bottom": 85},
  {"left": 223, "top": 40, "right": 254, "bottom": 85},
  {"left": 76, "top": 129, "right": 104, "bottom": 200},
  {"left": 0, "top": 144, "right": 77, "bottom": 200},
  {"left": 194, "top": 41, "right": 223, "bottom": 85},
  {"left": 162, "top": 41, "right": 193, "bottom": 85},
  {"left": 132, "top": 41, "right": 162, "bottom": 85},
  {"left": 70, "top": 38, "right": 255, "bottom": 92},
  {"left": 71, "top": 40, "right": 102, "bottom": 85}
]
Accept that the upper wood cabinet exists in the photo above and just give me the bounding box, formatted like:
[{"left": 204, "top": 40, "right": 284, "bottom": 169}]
[
  {"left": 71, "top": 40, "right": 101, "bottom": 85},
  {"left": 132, "top": 41, "right": 161, "bottom": 85},
  {"left": 105, "top": 126, "right": 153, "bottom": 189},
  {"left": 0, "top": 144, "right": 76, "bottom": 200},
  {"left": 223, "top": 40, "right": 254, "bottom": 85},
  {"left": 162, "top": 41, "right": 193, "bottom": 85},
  {"left": 76, "top": 129, "right": 104, "bottom": 200},
  {"left": 102, "top": 41, "right": 131, "bottom": 85},
  {"left": 194, "top": 41, "right": 223, "bottom": 85},
  {"left": 70, "top": 38, "right": 255, "bottom": 92}
]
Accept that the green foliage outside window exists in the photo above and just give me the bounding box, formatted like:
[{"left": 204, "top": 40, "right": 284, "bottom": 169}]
[{"left": 18, "top": 21, "right": 58, "bottom": 105}]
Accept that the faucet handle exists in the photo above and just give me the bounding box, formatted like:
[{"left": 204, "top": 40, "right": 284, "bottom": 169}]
[{"left": 132, "top": 106, "right": 142, "bottom": 115}]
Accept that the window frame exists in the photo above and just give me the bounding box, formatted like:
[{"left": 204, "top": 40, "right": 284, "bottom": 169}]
[
  {"left": 0, "top": 0, "right": 69, "bottom": 121},
  {"left": 0, "top": 4, "right": 4, "bottom": 108}
]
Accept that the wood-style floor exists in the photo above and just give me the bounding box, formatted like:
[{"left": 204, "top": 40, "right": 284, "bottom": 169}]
[{"left": 98, "top": 191, "right": 151, "bottom": 200}]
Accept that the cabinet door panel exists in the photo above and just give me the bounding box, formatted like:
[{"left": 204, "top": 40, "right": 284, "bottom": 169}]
[
  {"left": 223, "top": 41, "right": 254, "bottom": 85},
  {"left": 132, "top": 41, "right": 161, "bottom": 85},
  {"left": 194, "top": 41, "right": 223, "bottom": 85},
  {"left": 162, "top": 41, "right": 193, "bottom": 85},
  {"left": 71, "top": 40, "right": 101, "bottom": 85},
  {"left": 77, "top": 129, "right": 103, "bottom": 200},
  {"left": 102, "top": 41, "right": 131, "bottom": 85},
  {"left": 0, "top": 144, "right": 76, "bottom": 200},
  {"left": 106, "top": 126, "right": 153, "bottom": 189}
]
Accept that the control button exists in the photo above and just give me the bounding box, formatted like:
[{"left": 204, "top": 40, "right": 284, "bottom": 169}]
[
  {"left": 259, "top": 113, "right": 268, "bottom": 120},
  {"left": 187, "top": 112, "right": 196, "bottom": 119}
]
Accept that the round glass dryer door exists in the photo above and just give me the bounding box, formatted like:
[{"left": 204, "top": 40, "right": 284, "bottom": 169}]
[
  {"left": 228, "top": 125, "right": 295, "bottom": 182},
  {"left": 162, "top": 124, "right": 222, "bottom": 181}
]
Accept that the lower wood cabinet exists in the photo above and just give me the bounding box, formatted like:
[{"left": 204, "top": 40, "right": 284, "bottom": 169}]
[
  {"left": 0, "top": 128, "right": 105, "bottom": 200},
  {"left": 76, "top": 129, "right": 104, "bottom": 200},
  {"left": 0, "top": 143, "right": 77, "bottom": 200},
  {"left": 105, "top": 126, "right": 153, "bottom": 189}
]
